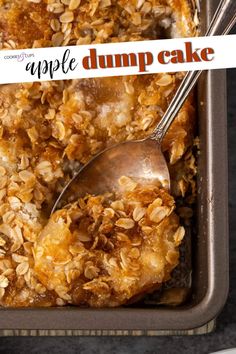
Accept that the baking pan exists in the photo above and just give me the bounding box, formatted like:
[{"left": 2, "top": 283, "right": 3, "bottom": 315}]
[{"left": 0, "top": 0, "right": 229, "bottom": 335}]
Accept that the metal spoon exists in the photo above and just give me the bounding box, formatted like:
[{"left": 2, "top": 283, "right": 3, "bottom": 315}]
[{"left": 52, "top": 0, "right": 236, "bottom": 213}]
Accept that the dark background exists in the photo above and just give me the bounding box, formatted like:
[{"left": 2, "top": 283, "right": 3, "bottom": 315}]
[{"left": 0, "top": 56, "right": 236, "bottom": 354}]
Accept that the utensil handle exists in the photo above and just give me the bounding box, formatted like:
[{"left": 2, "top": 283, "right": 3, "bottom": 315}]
[
  {"left": 206, "top": 0, "right": 236, "bottom": 36},
  {"left": 151, "top": 0, "right": 236, "bottom": 143}
]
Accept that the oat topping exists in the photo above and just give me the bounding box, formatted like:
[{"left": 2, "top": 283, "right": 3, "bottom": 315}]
[
  {"left": 0, "top": 0, "right": 197, "bottom": 307},
  {"left": 34, "top": 179, "right": 184, "bottom": 307}
]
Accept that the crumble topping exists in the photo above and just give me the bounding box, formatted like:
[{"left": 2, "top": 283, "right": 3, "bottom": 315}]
[
  {"left": 34, "top": 178, "right": 184, "bottom": 307},
  {"left": 0, "top": 0, "right": 198, "bottom": 307}
]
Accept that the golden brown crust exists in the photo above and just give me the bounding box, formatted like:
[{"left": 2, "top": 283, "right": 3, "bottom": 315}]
[
  {"left": 0, "top": 0, "right": 53, "bottom": 48},
  {"left": 0, "top": 0, "right": 197, "bottom": 49},
  {"left": 0, "top": 0, "right": 197, "bottom": 307},
  {"left": 33, "top": 180, "right": 184, "bottom": 307}
]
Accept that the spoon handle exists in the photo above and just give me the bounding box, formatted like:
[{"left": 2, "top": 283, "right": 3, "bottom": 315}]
[{"left": 150, "top": 0, "right": 236, "bottom": 143}]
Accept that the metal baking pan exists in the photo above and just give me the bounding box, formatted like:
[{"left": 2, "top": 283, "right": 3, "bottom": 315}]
[{"left": 0, "top": 0, "right": 229, "bottom": 335}]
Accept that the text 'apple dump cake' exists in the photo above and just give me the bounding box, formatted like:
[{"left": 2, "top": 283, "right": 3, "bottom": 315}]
[{"left": 0, "top": 0, "right": 198, "bottom": 307}]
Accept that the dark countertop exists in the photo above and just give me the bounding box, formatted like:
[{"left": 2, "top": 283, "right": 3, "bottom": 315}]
[{"left": 0, "top": 58, "right": 236, "bottom": 354}]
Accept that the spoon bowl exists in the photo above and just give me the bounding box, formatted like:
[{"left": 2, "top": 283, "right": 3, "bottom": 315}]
[{"left": 52, "top": 138, "right": 169, "bottom": 213}]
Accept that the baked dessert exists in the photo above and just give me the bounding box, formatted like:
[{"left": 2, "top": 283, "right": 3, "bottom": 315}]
[
  {"left": 0, "top": 0, "right": 198, "bottom": 307},
  {"left": 34, "top": 177, "right": 185, "bottom": 307}
]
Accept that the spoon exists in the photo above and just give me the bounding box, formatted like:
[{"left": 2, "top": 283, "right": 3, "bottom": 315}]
[{"left": 52, "top": 0, "right": 236, "bottom": 213}]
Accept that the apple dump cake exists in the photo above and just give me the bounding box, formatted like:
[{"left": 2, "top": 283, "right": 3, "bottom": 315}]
[{"left": 0, "top": 0, "right": 198, "bottom": 307}]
